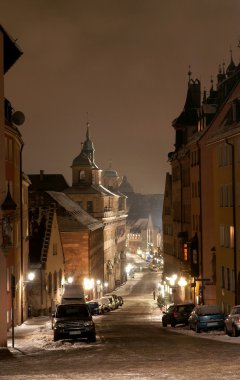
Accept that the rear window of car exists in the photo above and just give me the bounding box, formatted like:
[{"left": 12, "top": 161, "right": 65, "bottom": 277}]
[
  {"left": 177, "top": 305, "right": 193, "bottom": 312},
  {"left": 56, "top": 305, "right": 89, "bottom": 318}
]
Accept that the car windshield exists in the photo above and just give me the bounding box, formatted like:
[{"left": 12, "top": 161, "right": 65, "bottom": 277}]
[
  {"left": 56, "top": 305, "right": 89, "bottom": 318},
  {"left": 197, "top": 305, "right": 222, "bottom": 316}
]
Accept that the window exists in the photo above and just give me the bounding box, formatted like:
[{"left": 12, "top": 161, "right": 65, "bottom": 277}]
[
  {"left": 58, "top": 269, "right": 62, "bottom": 288},
  {"left": 79, "top": 170, "right": 85, "bottom": 180},
  {"left": 225, "top": 225, "right": 230, "bottom": 247},
  {"left": 53, "top": 243, "right": 57, "bottom": 256},
  {"left": 227, "top": 268, "right": 230, "bottom": 290},
  {"left": 48, "top": 272, "right": 52, "bottom": 294},
  {"left": 221, "top": 266, "right": 225, "bottom": 288},
  {"left": 230, "top": 226, "right": 234, "bottom": 249},
  {"left": 231, "top": 270, "right": 235, "bottom": 292},
  {"left": 87, "top": 201, "right": 93, "bottom": 213},
  {"left": 53, "top": 271, "right": 57, "bottom": 293},
  {"left": 219, "top": 185, "right": 224, "bottom": 207}
]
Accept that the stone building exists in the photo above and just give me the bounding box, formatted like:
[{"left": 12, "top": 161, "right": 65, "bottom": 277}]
[
  {"left": 65, "top": 124, "right": 128, "bottom": 291},
  {"left": 0, "top": 25, "right": 26, "bottom": 347},
  {"left": 163, "top": 55, "right": 240, "bottom": 308},
  {"left": 28, "top": 175, "right": 104, "bottom": 313}
]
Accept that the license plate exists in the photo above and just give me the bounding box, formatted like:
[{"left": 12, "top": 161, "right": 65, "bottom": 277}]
[{"left": 69, "top": 331, "right": 81, "bottom": 335}]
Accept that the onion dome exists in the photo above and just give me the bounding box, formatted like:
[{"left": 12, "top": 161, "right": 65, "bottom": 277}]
[{"left": 103, "top": 162, "right": 118, "bottom": 178}]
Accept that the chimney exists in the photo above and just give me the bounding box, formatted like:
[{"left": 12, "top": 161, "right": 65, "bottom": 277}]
[{"left": 40, "top": 170, "right": 44, "bottom": 181}]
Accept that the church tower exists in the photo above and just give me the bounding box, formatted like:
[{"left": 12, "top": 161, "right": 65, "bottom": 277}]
[{"left": 71, "top": 122, "right": 102, "bottom": 187}]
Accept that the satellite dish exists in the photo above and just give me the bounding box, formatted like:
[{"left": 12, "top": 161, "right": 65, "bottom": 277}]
[{"left": 11, "top": 111, "right": 25, "bottom": 126}]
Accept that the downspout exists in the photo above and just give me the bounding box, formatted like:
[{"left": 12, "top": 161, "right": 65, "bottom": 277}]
[
  {"left": 20, "top": 143, "right": 24, "bottom": 323},
  {"left": 225, "top": 139, "right": 237, "bottom": 305},
  {"left": 196, "top": 141, "right": 203, "bottom": 278}
]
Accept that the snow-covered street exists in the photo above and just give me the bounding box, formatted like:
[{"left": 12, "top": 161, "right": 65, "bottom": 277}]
[{"left": 1, "top": 257, "right": 240, "bottom": 380}]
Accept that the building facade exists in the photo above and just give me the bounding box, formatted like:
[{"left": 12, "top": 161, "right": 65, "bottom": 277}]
[
  {"left": 65, "top": 124, "right": 128, "bottom": 291},
  {"left": 163, "top": 55, "right": 240, "bottom": 309},
  {"left": 0, "top": 25, "right": 24, "bottom": 346}
]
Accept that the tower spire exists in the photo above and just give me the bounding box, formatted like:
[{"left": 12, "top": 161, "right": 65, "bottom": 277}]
[{"left": 188, "top": 65, "right": 192, "bottom": 85}]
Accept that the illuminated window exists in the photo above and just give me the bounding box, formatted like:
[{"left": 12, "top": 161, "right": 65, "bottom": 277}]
[
  {"left": 230, "top": 226, "right": 234, "bottom": 249},
  {"left": 183, "top": 243, "right": 188, "bottom": 261}
]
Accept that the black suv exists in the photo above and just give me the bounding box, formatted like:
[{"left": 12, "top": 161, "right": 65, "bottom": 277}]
[
  {"left": 162, "top": 303, "right": 195, "bottom": 327},
  {"left": 52, "top": 303, "right": 96, "bottom": 342}
]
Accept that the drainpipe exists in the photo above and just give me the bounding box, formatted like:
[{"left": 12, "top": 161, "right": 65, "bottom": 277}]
[
  {"left": 196, "top": 141, "right": 203, "bottom": 279},
  {"left": 225, "top": 139, "right": 237, "bottom": 305},
  {"left": 20, "top": 144, "right": 24, "bottom": 323}
]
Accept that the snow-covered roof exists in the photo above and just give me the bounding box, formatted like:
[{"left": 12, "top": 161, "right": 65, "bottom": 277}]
[{"left": 47, "top": 191, "right": 103, "bottom": 231}]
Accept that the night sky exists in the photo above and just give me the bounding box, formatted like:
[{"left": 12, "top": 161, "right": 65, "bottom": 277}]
[{"left": 1, "top": 0, "right": 240, "bottom": 194}]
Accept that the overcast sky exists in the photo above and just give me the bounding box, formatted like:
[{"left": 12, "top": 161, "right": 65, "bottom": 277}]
[{"left": 1, "top": 0, "right": 240, "bottom": 193}]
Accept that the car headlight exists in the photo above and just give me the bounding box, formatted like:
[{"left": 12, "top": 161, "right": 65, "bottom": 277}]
[
  {"left": 56, "top": 323, "right": 65, "bottom": 328},
  {"left": 84, "top": 321, "right": 93, "bottom": 327}
]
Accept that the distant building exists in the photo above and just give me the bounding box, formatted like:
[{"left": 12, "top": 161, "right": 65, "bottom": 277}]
[
  {"left": 27, "top": 189, "right": 104, "bottom": 314},
  {"left": 65, "top": 124, "right": 128, "bottom": 291}
]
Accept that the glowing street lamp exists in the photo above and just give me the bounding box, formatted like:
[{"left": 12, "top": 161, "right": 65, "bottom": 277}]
[
  {"left": 67, "top": 276, "right": 73, "bottom": 284},
  {"left": 27, "top": 272, "right": 35, "bottom": 282},
  {"left": 83, "top": 278, "right": 94, "bottom": 291},
  {"left": 178, "top": 277, "right": 187, "bottom": 287}
]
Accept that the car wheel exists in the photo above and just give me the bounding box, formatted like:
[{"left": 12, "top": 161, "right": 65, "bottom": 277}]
[
  {"left": 88, "top": 333, "right": 96, "bottom": 343},
  {"left": 195, "top": 324, "right": 200, "bottom": 333},
  {"left": 232, "top": 325, "right": 239, "bottom": 337},
  {"left": 224, "top": 325, "right": 229, "bottom": 336},
  {"left": 171, "top": 320, "right": 176, "bottom": 328},
  {"left": 162, "top": 321, "right": 167, "bottom": 327},
  {"left": 53, "top": 331, "right": 60, "bottom": 341}
]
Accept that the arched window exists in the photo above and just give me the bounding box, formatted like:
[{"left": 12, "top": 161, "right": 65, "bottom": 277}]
[{"left": 79, "top": 170, "right": 85, "bottom": 180}]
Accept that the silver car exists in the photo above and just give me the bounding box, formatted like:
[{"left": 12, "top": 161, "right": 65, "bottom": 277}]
[{"left": 224, "top": 305, "right": 240, "bottom": 337}]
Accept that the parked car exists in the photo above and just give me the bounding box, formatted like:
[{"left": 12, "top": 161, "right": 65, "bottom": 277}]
[
  {"left": 86, "top": 300, "right": 103, "bottom": 315},
  {"left": 188, "top": 305, "right": 225, "bottom": 333},
  {"left": 52, "top": 303, "right": 96, "bottom": 342},
  {"left": 100, "top": 297, "right": 112, "bottom": 312},
  {"left": 110, "top": 294, "right": 120, "bottom": 308},
  {"left": 162, "top": 303, "right": 195, "bottom": 327},
  {"left": 224, "top": 305, "right": 240, "bottom": 337},
  {"left": 105, "top": 295, "right": 118, "bottom": 310},
  {"left": 117, "top": 295, "right": 124, "bottom": 306}
]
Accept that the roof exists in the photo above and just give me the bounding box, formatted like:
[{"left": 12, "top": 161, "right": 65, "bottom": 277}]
[
  {"left": 28, "top": 174, "right": 69, "bottom": 191},
  {"left": 65, "top": 184, "right": 118, "bottom": 197},
  {"left": 0, "top": 25, "right": 23, "bottom": 73},
  {"left": 129, "top": 218, "right": 149, "bottom": 233},
  {"left": 47, "top": 191, "right": 104, "bottom": 231}
]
